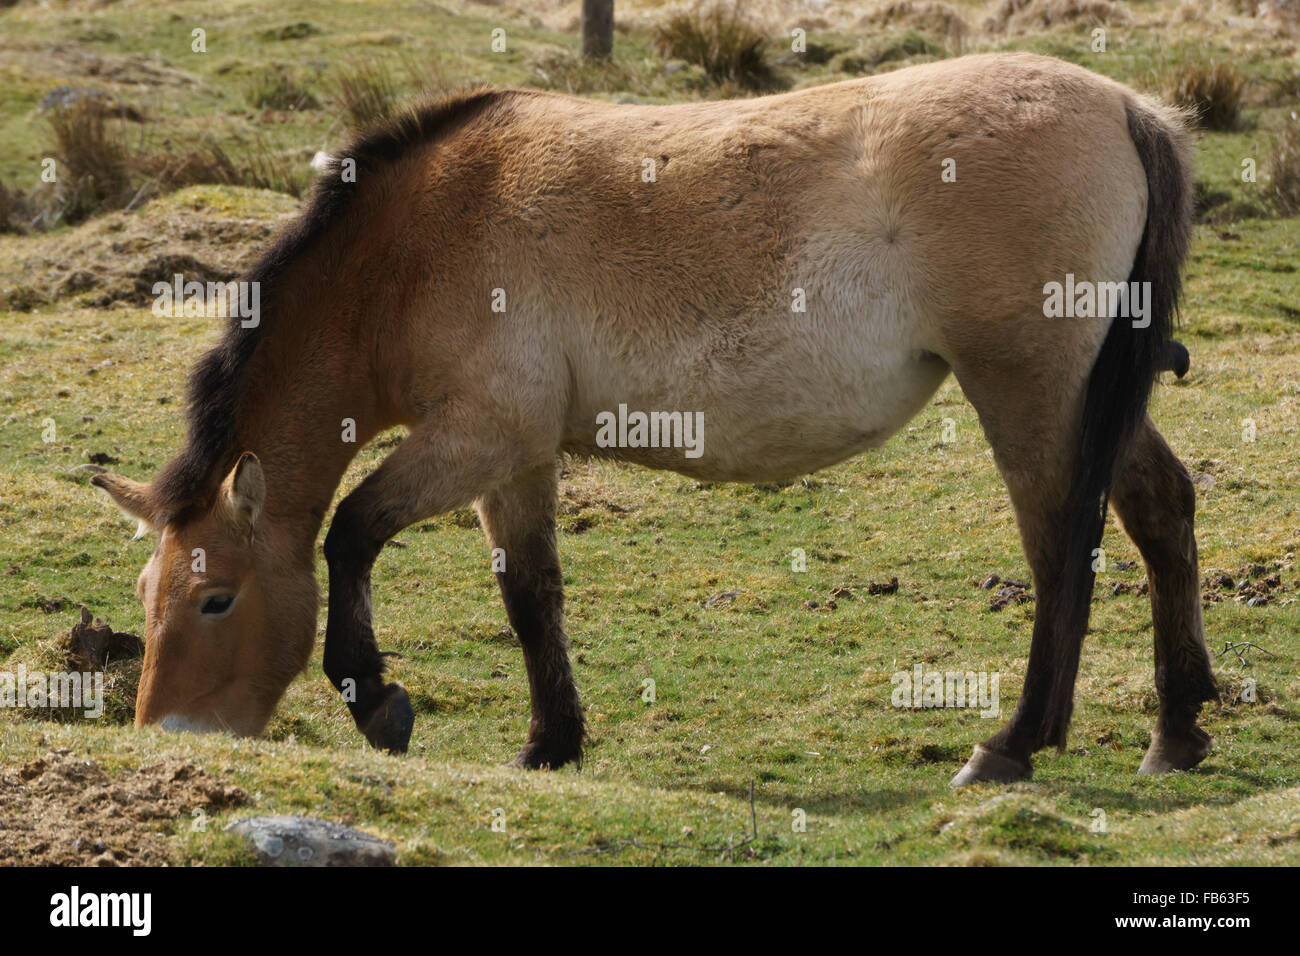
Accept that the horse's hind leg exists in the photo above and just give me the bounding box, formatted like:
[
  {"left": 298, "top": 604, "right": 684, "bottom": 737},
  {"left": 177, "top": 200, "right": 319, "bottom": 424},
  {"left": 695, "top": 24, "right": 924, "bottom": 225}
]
[
  {"left": 323, "top": 421, "right": 515, "bottom": 752},
  {"left": 1110, "top": 417, "right": 1217, "bottom": 772},
  {"left": 475, "top": 464, "right": 585, "bottom": 769},
  {"left": 949, "top": 361, "right": 1102, "bottom": 785}
]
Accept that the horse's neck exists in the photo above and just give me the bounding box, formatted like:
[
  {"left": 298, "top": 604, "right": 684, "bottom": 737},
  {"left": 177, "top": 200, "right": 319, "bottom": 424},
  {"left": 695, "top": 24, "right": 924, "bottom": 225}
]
[{"left": 234, "top": 311, "right": 387, "bottom": 545}]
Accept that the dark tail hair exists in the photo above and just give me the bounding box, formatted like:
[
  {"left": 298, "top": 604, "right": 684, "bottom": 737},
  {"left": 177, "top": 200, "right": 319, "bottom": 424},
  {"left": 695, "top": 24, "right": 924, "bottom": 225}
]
[{"left": 1040, "top": 99, "right": 1194, "bottom": 749}]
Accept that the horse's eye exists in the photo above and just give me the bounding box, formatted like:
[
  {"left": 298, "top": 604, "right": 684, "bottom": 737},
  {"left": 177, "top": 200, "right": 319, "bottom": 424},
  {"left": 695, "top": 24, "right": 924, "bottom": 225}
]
[{"left": 200, "top": 594, "right": 235, "bottom": 616}]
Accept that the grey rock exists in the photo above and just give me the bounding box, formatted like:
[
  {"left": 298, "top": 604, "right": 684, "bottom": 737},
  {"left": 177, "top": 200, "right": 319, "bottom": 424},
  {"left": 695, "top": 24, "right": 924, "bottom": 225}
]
[{"left": 224, "top": 816, "right": 396, "bottom": 867}]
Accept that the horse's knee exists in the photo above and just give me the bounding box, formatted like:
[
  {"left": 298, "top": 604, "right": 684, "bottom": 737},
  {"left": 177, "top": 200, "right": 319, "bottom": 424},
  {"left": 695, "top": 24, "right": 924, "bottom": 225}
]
[{"left": 324, "top": 497, "right": 381, "bottom": 570}]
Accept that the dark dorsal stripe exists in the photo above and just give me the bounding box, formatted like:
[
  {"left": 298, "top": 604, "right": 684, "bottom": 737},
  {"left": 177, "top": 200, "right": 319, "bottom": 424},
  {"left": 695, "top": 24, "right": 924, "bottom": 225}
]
[{"left": 152, "top": 88, "right": 509, "bottom": 525}]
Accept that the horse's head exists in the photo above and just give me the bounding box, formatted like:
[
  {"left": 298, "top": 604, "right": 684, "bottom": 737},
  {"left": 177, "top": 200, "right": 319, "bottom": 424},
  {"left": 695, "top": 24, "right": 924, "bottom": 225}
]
[{"left": 91, "top": 453, "right": 316, "bottom": 736}]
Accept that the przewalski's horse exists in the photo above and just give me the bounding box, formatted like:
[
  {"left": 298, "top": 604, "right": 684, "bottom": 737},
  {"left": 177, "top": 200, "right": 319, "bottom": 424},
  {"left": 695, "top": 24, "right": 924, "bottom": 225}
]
[{"left": 93, "top": 53, "right": 1218, "bottom": 784}]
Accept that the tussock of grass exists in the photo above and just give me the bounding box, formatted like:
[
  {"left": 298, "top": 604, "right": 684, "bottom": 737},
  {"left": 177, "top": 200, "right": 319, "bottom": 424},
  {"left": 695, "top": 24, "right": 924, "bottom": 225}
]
[
  {"left": 653, "top": 1, "right": 779, "bottom": 92},
  {"left": 530, "top": 50, "right": 679, "bottom": 95},
  {"left": 335, "top": 58, "right": 402, "bottom": 130},
  {"left": 0, "top": 178, "right": 24, "bottom": 233},
  {"left": 245, "top": 66, "right": 321, "bottom": 112},
  {"left": 1267, "top": 110, "right": 1300, "bottom": 216},
  {"left": 130, "top": 138, "right": 310, "bottom": 201},
  {"left": 133, "top": 142, "right": 243, "bottom": 192},
  {"left": 26, "top": 99, "right": 311, "bottom": 227},
  {"left": 334, "top": 56, "right": 447, "bottom": 132},
  {"left": 41, "top": 98, "right": 135, "bottom": 226},
  {"left": 1163, "top": 62, "right": 1246, "bottom": 131},
  {"left": 223, "top": 134, "right": 312, "bottom": 198}
]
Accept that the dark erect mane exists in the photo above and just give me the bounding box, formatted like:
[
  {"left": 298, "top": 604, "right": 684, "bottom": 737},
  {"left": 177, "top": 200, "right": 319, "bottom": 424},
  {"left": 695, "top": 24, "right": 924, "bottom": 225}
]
[{"left": 151, "top": 87, "right": 511, "bottom": 525}]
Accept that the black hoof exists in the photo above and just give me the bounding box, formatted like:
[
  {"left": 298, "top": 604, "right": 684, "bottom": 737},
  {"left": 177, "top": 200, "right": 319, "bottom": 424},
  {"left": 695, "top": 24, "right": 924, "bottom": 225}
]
[
  {"left": 1138, "top": 724, "right": 1212, "bottom": 774},
  {"left": 950, "top": 744, "right": 1033, "bottom": 787},
  {"left": 359, "top": 682, "right": 414, "bottom": 754},
  {"left": 508, "top": 736, "right": 583, "bottom": 771}
]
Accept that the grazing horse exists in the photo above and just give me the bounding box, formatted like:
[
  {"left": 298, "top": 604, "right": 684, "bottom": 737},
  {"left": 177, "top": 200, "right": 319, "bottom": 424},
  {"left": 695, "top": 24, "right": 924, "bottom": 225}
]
[{"left": 93, "top": 53, "right": 1218, "bottom": 784}]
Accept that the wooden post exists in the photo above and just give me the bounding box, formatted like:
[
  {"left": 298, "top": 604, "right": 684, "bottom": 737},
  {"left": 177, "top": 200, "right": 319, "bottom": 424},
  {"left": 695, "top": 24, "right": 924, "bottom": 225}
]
[{"left": 581, "top": 0, "right": 614, "bottom": 60}]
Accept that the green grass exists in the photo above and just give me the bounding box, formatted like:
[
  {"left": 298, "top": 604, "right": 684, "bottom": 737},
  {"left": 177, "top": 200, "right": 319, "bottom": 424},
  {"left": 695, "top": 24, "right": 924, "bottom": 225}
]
[{"left": 1, "top": 0, "right": 1298, "bottom": 866}]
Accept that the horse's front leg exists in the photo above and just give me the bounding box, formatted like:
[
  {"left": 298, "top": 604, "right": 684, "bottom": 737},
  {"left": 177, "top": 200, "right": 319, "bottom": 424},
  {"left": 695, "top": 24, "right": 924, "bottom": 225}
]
[
  {"left": 323, "top": 502, "right": 415, "bottom": 752},
  {"left": 322, "top": 421, "right": 513, "bottom": 752}
]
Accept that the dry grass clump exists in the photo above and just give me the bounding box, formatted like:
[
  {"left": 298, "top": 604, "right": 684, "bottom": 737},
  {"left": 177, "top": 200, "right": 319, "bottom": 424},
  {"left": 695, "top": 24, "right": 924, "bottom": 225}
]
[
  {"left": 1267, "top": 111, "right": 1300, "bottom": 216},
  {"left": 336, "top": 59, "right": 401, "bottom": 129},
  {"left": 1163, "top": 62, "right": 1246, "bottom": 131},
  {"left": 245, "top": 66, "right": 321, "bottom": 112},
  {"left": 43, "top": 97, "right": 136, "bottom": 225},
  {"left": 653, "top": 1, "right": 778, "bottom": 91},
  {"left": 334, "top": 56, "right": 446, "bottom": 131},
  {"left": 133, "top": 144, "right": 243, "bottom": 192},
  {"left": 0, "top": 178, "right": 29, "bottom": 233},
  {"left": 133, "top": 138, "right": 308, "bottom": 199},
  {"left": 26, "top": 97, "right": 311, "bottom": 227}
]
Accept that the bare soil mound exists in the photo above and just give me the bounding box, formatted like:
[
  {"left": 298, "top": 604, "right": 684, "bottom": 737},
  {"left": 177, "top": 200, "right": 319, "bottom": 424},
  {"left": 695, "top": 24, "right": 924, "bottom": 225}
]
[{"left": 0, "top": 749, "right": 248, "bottom": 866}]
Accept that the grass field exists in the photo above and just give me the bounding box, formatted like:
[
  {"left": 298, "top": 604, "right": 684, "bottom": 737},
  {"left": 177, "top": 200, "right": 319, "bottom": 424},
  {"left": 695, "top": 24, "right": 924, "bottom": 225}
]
[{"left": 0, "top": 0, "right": 1298, "bottom": 866}]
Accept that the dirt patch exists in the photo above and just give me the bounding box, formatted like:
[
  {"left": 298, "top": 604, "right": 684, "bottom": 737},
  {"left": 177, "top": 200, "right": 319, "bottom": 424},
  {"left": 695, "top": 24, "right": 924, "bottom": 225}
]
[
  {"left": 0, "top": 749, "right": 248, "bottom": 866},
  {"left": 1202, "top": 563, "right": 1296, "bottom": 607}
]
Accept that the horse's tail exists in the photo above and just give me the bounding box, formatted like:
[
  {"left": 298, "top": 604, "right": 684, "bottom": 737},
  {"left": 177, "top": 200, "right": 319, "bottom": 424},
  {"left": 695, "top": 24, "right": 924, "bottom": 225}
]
[{"left": 1044, "top": 96, "right": 1194, "bottom": 748}]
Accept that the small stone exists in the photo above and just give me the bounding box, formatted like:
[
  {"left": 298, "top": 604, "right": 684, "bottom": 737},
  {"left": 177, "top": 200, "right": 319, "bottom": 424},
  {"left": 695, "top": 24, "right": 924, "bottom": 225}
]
[{"left": 224, "top": 816, "right": 396, "bottom": 867}]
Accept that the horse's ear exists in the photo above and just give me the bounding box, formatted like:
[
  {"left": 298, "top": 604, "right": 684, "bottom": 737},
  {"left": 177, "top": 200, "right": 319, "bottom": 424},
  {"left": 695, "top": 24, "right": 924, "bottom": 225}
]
[
  {"left": 221, "top": 452, "right": 265, "bottom": 530},
  {"left": 90, "top": 473, "right": 159, "bottom": 539}
]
